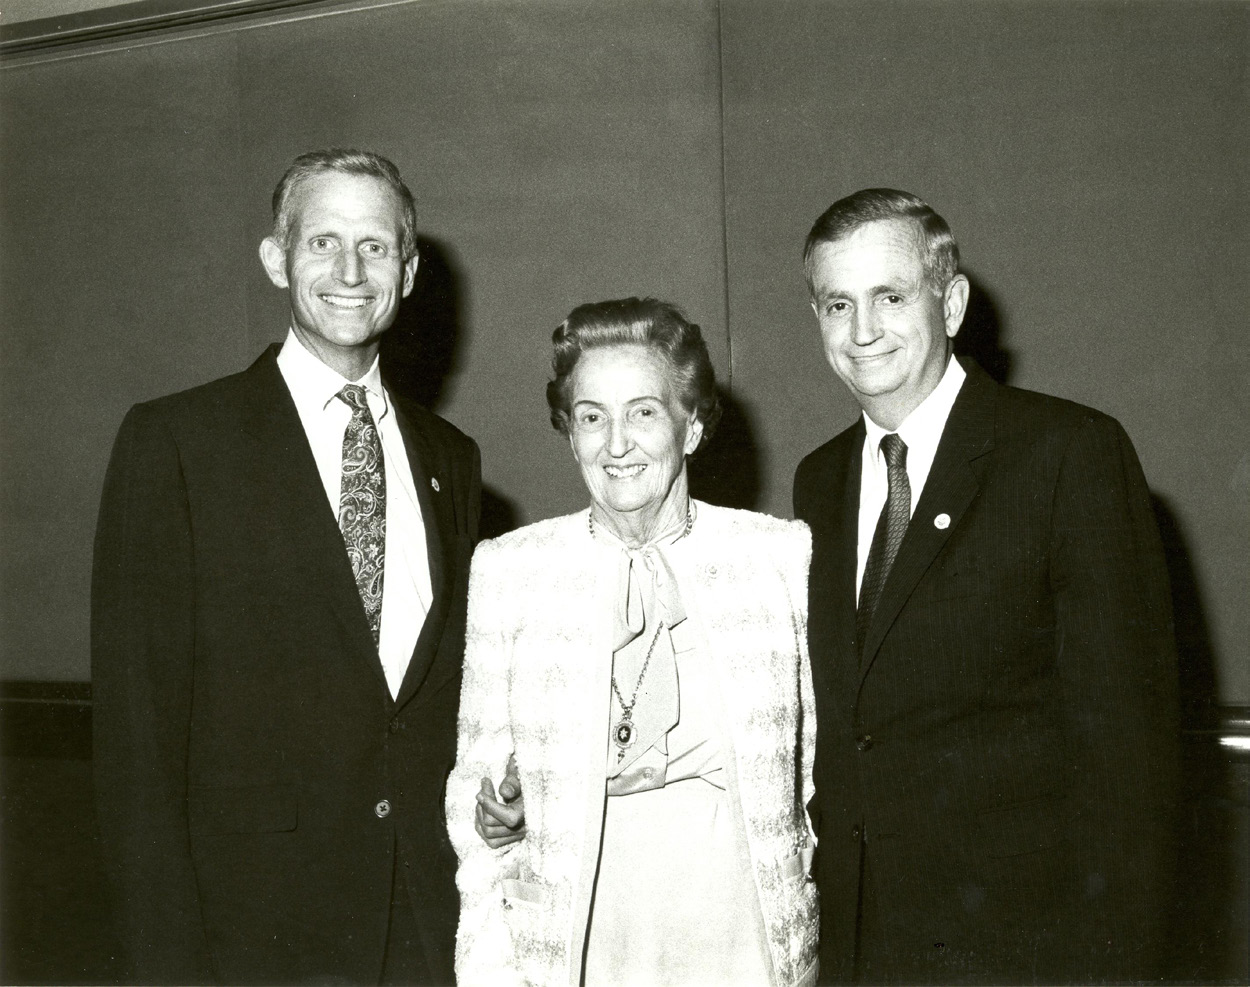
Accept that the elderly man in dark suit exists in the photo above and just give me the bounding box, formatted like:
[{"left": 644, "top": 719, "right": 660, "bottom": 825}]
[
  {"left": 92, "top": 148, "right": 480, "bottom": 985},
  {"left": 794, "top": 188, "right": 1179, "bottom": 984}
]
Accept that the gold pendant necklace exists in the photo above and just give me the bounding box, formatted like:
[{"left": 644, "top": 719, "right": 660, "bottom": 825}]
[{"left": 610, "top": 622, "right": 665, "bottom": 762}]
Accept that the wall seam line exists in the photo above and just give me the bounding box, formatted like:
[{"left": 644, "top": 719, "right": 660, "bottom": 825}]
[{"left": 715, "top": 0, "right": 733, "bottom": 395}]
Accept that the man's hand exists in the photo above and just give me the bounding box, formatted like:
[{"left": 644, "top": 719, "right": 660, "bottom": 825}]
[{"left": 475, "top": 754, "right": 526, "bottom": 849}]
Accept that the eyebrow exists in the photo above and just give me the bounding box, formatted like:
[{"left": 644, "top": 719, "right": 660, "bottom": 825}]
[
  {"left": 305, "top": 231, "right": 395, "bottom": 242},
  {"left": 571, "top": 395, "right": 663, "bottom": 406},
  {"left": 818, "top": 280, "right": 912, "bottom": 301}
]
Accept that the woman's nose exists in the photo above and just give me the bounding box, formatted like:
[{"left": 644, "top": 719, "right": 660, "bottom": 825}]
[{"left": 607, "top": 419, "right": 633, "bottom": 456}]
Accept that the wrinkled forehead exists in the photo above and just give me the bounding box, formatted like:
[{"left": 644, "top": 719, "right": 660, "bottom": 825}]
[
  {"left": 811, "top": 218, "right": 928, "bottom": 290},
  {"left": 287, "top": 171, "right": 406, "bottom": 237},
  {"left": 572, "top": 343, "right": 679, "bottom": 402}
]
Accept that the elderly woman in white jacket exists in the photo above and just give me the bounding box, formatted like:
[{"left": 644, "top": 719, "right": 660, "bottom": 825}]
[{"left": 445, "top": 298, "right": 818, "bottom": 987}]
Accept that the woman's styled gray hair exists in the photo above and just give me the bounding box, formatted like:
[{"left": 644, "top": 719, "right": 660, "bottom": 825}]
[{"left": 546, "top": 297, "right": 721, "bottom": 449}]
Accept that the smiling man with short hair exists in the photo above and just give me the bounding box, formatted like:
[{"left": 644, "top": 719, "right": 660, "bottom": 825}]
[
  {"left": 92, "top": 148, "right": 480, "bottom": 985},
  {"left": 795, "top": 188, "right": 1180, "bottom": 984}
]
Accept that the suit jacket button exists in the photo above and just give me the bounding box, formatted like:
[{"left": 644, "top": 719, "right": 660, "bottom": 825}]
[
  {"left": 389, "top": 717, "right": 401, "bottom": 734},
  {"left": 374, "top": 799, "right": 392, "bottom": 818},
  {"left": 855, "top": 734, "right": 873, "bottom": 752},
  {"left": 852, "top": 825, "right": 862, "bottom": 842}
]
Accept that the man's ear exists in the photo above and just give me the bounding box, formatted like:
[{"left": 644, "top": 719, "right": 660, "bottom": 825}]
[
  {"left": 259, "top": 237, "right": 289, "bottom": 289},
  {"left": 944, "top": 274, "right": 970, "bottom": 339},
  {"left": 401, "top": 251, "right": 420, "bottom": 297}
]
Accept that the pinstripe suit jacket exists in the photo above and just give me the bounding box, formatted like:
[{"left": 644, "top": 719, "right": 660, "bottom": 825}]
[{"left": 794, "top": 358, "right": 1179, "bottom": 984}]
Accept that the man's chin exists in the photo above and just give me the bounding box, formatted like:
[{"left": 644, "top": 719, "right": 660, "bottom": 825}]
[
  {"left": 301, "top": 325, "right": 387, "bottom": 349},
  {"left": 846, "top": 373, "right": 903, "bottom": 400}
]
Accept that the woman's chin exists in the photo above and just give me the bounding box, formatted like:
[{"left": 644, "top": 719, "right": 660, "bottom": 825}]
[{"left": 594, "top": 494, "right": 657, "bottom": 518}]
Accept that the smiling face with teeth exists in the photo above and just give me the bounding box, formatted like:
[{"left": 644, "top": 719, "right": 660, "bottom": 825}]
[
  {"left": 569, "top": 344, "right": 703, "bottom": 546},
  {"left": 259, "top": 170, "right": 418, "bottom": 381}
]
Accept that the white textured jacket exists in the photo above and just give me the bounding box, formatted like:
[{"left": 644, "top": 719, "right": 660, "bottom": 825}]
[{"left": 446, "top": 502, "right": 819, "bottom": 987}]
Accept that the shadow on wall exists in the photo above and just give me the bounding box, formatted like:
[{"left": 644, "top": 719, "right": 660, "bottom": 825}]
[
  {"left": 954, "top": 274, "right": 1012, "bottom": 385},
  {"left": 688, "top": 387, "right": 762, "bottom": 512},
  {"left": 381, "top": 235, "right": 519, "bottom": 540},
  {"left": 382, "top": 234, "right": 465, "bottom": 412}
]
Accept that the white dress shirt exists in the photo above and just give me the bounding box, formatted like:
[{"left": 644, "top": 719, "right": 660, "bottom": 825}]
[
  {"left": 277, "top": 330, "right": 432, "bottom": 697},
  {"left": 856, "top": 357, "right": 966, "bottom": 603}
]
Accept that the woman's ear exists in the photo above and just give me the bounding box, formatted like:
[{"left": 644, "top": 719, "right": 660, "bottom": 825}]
[{"left": 684, "top": 413, "right": 704, "bottom": 456}]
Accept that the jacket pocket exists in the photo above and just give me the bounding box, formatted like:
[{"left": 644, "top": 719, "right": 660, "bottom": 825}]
[
  {"left": 188, "top": 783, "right": 297, "bottom": 836},
  {"left": 497, "top": 878, "right": 554, "bottom": 983},
  {"left": 500, "top": 877, "right": 550, "bottom": 909},
  {"left": 779, "top": 845, "right": 815, "bottom": 885}
]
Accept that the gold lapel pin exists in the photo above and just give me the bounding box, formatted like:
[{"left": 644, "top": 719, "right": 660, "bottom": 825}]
[
  {"left": 934, "top": 513, "right": 950, "bottom": 529},
  {"left": 430, "top": 477, "right": 440, "bottom": 492}
]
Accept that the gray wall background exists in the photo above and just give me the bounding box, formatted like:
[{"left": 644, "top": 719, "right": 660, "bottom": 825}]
[{"left": 1, "top": 0, "right": 1245, "bottom": 705}]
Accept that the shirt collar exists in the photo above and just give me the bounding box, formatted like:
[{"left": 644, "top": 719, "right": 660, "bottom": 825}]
[
  {"left": 862, "top": 355, "right": 966, "bottom": 463},
  {"left": 276, "top": 328, "right": 389, "bottom": 420}
]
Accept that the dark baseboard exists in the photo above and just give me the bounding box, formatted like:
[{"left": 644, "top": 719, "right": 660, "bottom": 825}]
[
  {"left": 0, "top": 681, "right": 1247, "bottom": 983},
  {"left": 1, "top": 681, "right": 93, "bottom": 759}
]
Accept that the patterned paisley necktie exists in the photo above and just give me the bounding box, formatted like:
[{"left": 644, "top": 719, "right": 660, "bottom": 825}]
[
  {"left": 857, "top": 432, "right": 909, "bottom": 660},
  {"left": 337, "top": 384, "right": 385, "bottom": 644}
]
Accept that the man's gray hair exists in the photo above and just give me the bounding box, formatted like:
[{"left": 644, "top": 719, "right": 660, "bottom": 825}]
[
  {"left": 803, "top": 188, "right": 959, "bottom": 296},
  {"left": 270, "top": 148, "right": 418, "bottom": 260}
]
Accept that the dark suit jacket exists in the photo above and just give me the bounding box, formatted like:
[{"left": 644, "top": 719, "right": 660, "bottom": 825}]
[
  {"left": 794, "top": 359, "right": 1179, "bottom": 985},
  {"left": 92, "top": 346, "right": 481, "bottom": 985}
]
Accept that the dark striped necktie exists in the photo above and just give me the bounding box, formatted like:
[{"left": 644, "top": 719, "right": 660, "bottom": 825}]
[{"left": 857, "top": 432, "right": 909, "bottom": 660}]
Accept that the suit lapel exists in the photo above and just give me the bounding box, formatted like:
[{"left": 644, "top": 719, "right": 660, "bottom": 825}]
[
  {"left": 829, "top": 434, "right": 866, "bottom": 713},
  {"left": 392, "top": 399, "right": 457, "bottom": 708},
  {"left": 803, "top": 423, "right": 864, "bottom": 721},
  {"left": 240, "top": 348, "right": 389, "bottom": 693},
  {"left": 857, "top": 360, "right": 997, "bottom": 682}
]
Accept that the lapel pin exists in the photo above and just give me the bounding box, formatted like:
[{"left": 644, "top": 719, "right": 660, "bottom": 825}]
[
  {"left": 934, "top": 513, "right": 950, "bottom": 529},
  {"left": 430, "top": 477, "right": 440, "bottom": 493}
]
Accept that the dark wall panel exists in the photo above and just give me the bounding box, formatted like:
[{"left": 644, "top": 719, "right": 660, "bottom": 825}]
[
  {"left": 720, "top": 0, "right": 1248, "bottom": 702},
  {"left": 0, "top": 0, "right": 1245, "bottom": 704},
  {"left": 0, "top": 0, "right": 727, "bottom": 682},
  {"left": 0, "top": 37, "right": 251, "bottom": 684},
  {"left": 232, "top": 0, "right": 729, "bottom": 528}
]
